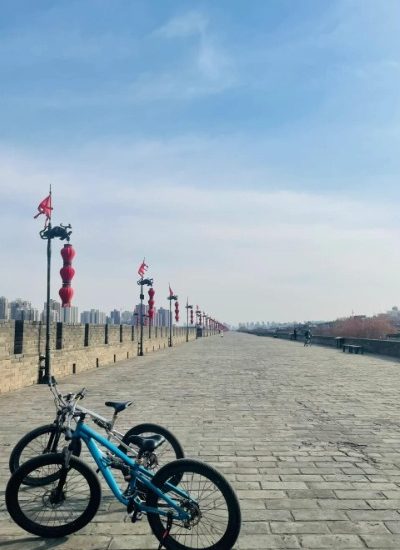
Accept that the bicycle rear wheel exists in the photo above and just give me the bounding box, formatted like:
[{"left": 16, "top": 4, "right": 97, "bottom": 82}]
[
  {"left": 6, "top": 453, "right": 101, "bottom": 538},
  {"left": 146, "top": 458, "right": 241, "bottom": 550},
  {"left": 9, "top": 424, "right": 82, "bottom": 486}
]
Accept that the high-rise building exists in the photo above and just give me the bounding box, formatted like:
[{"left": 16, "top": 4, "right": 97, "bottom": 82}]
[
  {"left": 110, "top": 309, "right": 121, "bottom": 325},
  {"left": 80, "top": 309, "right": 106, "bottom": 324},
  {"left": 61, "top": 306, "right": 79, "bottom": 324},
  {"left": 121, "top": 310, "right": 134, "bottom": 325},
  {"left": 41, "top": 299, "right": 61, "bottom": 322},
  {"left": 156, "top": 307, "right": 170, "bottom": 327},
  {"left": 0, "top": 296, "right": 8, "bottom": 320},
  {"left": 9, "top": 299, "right": 38, "bottom": 321}
]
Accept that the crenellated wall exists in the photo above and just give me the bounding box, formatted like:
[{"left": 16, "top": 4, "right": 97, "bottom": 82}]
[{"left": 0, "top": 321, "right": 213, "bottom": 394}]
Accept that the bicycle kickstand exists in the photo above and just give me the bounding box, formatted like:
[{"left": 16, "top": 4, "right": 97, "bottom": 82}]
[{"left": 158, "top": 512, "right": 173, "bottom": 550}]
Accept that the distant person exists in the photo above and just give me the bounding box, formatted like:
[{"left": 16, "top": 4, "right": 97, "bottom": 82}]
[
  {"left": 293, "top": 328, "right": 297, "bottom": 341},
  {"left": 219, "top": 329, "right": 224, "bottom": 338},
  {"left": 304, "top": 328, "right": 312, "bottom": 347}
]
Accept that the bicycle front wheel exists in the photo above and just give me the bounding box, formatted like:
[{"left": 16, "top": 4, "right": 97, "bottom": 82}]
[
  {"left": 6, "top": 453, "right": 101, "bottom": 538},
  {"left": 146, "top": 458, "right": 241, "bottom": 550},
  {"left": 9, "top": 424, "right": 82, "bottom": 485}
]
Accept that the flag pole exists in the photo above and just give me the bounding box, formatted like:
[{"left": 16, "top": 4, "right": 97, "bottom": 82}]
[
  {"left": 136, "top": 260, "right": 152, "bottom": 357},
  {"left": 42, "top": 185, "right": 52, "bottom": 383}
]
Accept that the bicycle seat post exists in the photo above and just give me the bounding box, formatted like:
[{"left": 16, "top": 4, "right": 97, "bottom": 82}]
[{"left": 109, "top": 410, "right": 118, "bottom": 431}]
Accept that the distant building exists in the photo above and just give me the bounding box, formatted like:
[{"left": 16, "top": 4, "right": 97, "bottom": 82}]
[
  {"left": 110, "top": 309, "right": 121, "bottom": 325},
  {"left": 9, "top": 298, "right": 38, "bottom": 321},
  {"left": 80, "top": 309, "right": 106, "bottom": 325},
  {"left": 121, "top": 310, "right": 134, "bottom": 325},
  {"left": 41, "top": 299, "right": 61, "bottom": 322},
  {"left": 0, "top": 296, "right": 8, "bottom": 320},
  {"left": 61, "top": 306, "right": 79, "bottom": 324},
  {"left": 156, "top": 307, "right": 170, "bottom": 327}
]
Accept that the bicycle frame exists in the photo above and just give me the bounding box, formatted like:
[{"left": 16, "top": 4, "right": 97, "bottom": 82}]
[
  {"left": 47, "top": 384, "right": 141, "bottom": 459},
  {"left": 72, "top": 420, "right": 191, "bottom": 521}
]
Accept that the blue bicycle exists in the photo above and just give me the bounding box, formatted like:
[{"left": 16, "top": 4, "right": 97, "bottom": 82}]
[{"left": 6, "top": 402, "right": 241, "bottom": 549}]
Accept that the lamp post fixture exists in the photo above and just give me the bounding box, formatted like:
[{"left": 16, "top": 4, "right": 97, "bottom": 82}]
[
  {"left": 185, "top": 301, "right": 193, "bottom": 342},
  {"left": 137, "top": 277, "right": 153, "bottom": 356},
  {"left": 167, "top": 290, "right": 178, "bottom": 347},
  {"left": 39, "top": 222, "right": 73, "bottom": 384}
]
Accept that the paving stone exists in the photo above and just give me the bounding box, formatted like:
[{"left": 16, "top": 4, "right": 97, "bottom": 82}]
[
  {"left": 298, "top": 534, "right": 365, "bottom": 547},
  {"left": 361, "top": 534, "right": 400, "bottom": 548},
  {"left": 270, "top": 521, "right": 330, "bottom": 534},
  {"left": 327, "top": 520, "right": 390, "bottom": 534},
  {"left": 237, "top": 534, "right": 300, "bottom": 548},
  {"left": 2, "top": 333, "right": 400, "bottom": 549},
  {"left": 292, "top": 509, "right": 348, "bottom": 521}
]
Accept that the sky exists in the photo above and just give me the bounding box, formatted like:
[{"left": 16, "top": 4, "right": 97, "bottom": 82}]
[{"left": 0, "top": 0, "right": 400, "bottom": 326}]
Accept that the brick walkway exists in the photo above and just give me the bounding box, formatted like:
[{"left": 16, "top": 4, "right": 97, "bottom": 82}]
[{"left": 2, "top": 333, "right": 400, "bottom": 549}]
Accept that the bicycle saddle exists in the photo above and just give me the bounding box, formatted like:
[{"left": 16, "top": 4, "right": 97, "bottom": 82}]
[
  {"left": 127, "top": 434, "right": 165, "bottom": 452},
  {"left": 105, "top": 401, "right": 133, "bottom": 414}
]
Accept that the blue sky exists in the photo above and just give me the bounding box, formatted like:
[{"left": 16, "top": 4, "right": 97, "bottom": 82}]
[{"left": 1, "top": 1, "right": 400, "bottom": 324}]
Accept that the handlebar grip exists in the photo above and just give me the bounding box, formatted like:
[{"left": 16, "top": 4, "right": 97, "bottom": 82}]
[{"left": 77, "top": 387, "right": 87, "bottom": 399}]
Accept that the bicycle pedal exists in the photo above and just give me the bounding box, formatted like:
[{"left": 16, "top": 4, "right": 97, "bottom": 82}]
[{"left": 126, "top": 509, "right": 143, "bottom": 523}]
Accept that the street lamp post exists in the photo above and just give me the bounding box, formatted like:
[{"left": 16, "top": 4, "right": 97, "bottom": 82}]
[
  {"left": 167, "top": 291, "right": 178, "bottom": 347},
  {"left": 38, "top": 222, "right": 72, "bottom": 384},
  {"left": 137, "top": 277, "right": 153, "bottom": 356},
  {"left": 185, "top": 300, "right": 193, "bottom": 342}
]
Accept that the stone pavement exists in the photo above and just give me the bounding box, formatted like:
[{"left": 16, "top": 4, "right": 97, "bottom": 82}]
[{"left": 2, "top": 333, "right": 400, "bottom": 549}]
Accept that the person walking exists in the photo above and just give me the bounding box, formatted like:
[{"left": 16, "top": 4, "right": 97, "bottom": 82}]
[{"left": 304, "top": 327, "right": 312, "bottom": 346}]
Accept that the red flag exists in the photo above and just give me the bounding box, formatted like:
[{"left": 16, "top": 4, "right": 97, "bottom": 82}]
[
  {"left": 138, "top": 258, "right": 148, "bottom": 278},
  {"left": 169, "top": 284, "right": 174, "bottom": 297},
  {"left": 34, "top": 194, "right": 52, "bottom": 223}
]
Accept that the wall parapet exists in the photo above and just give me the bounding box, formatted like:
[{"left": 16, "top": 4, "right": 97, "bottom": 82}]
[
  {"left": 0, "top": 321, "right": 215, "bottom": 394},
  {"left": 240, "top": 328, "right": 400, "bottom": 358}
]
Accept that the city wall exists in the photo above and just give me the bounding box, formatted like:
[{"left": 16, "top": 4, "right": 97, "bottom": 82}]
[
  {"left": 243, "top": 328, "right": 400, "bottom": 359},
  {"left": 0, "top": 321, "right": 210, "bottom": 394}
]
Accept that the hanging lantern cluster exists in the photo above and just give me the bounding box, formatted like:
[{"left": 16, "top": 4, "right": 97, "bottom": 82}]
[
  {"left": 148, "top": 287, "right": 155, "bottom": 322},
  {"left": 59, "top": 243, "right": 75, "bottom": 307},
  {"left": 190, "top": 308, "right": 194, "bottom": 324},
  {"left": 175, "top": 300, "right": 179, "bottom": 323}
]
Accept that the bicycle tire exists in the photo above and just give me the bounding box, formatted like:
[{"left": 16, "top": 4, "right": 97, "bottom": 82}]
[
  {"left": 9, "top": 424, "right": 82, "bottom": 485},
  {"left": 6, "top": 453, "right": 101, "bottom": 538},
  {"left": 146, "top": 458, "right": 241, "bottom": 550}
]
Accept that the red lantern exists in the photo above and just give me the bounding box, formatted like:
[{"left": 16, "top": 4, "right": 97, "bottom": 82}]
[
  {"left": 148, "top": 287, "right": 155, "bottom": 320},
  {"left": 59, "top": 244, "right": 75, "bottom": 307},
  {"left": 60, "top": 265, "right": 75, "bottom": 281},
  {"left": 61, "top": 244, "right": 76, "bottom": 264},
  {"left": 175, "top": 300, "right": 179, "bottom": 323},
  {"left": 59, "top": 286, "right": 74, "bottom": 306}
]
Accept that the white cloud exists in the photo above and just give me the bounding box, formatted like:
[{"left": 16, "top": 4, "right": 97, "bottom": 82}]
[
  {"left": 1, "top": 140, "right": 400, "bottom": 324},
  {"left": 155, "top": 12, "right": 207, "bottom": 39}
]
